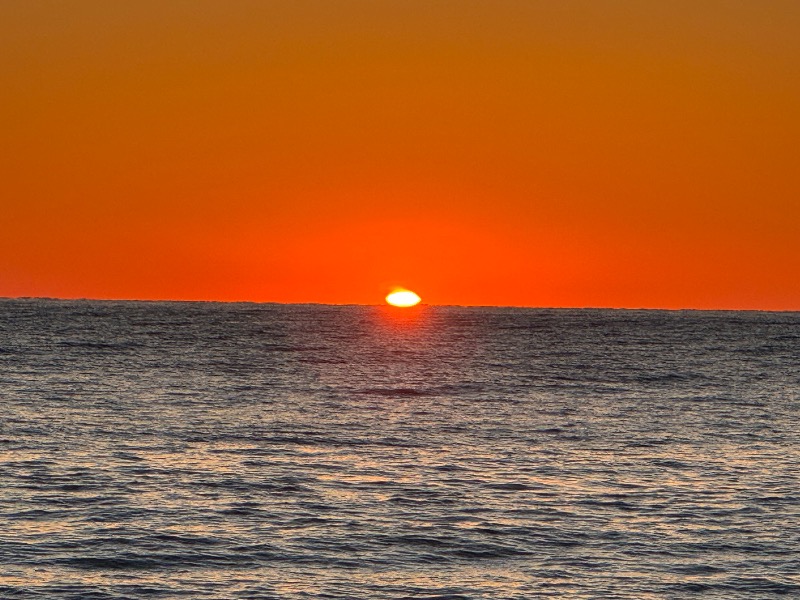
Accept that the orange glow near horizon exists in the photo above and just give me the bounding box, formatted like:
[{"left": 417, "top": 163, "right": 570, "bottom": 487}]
[{"left": 1, "top": 2, "right": 799, "bottom": 310}]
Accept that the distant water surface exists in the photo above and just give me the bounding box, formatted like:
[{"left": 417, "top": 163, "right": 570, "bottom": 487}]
[{"left": 1, "top": 300, "right": 799, "bottom": 598}]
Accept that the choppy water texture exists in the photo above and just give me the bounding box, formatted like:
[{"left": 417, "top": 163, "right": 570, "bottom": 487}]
[{"left": 1, "top": 300, "right": 799, "bottom": 599}]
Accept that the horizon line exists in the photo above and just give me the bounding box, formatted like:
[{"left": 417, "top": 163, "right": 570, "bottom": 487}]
[{"left": 1, "top": 295, "right": 798, "bottom": 314}]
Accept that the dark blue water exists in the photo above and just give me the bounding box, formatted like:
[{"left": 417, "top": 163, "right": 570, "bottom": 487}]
[{"left": 1, "top": 299, "right": 799, "bottom": 598}]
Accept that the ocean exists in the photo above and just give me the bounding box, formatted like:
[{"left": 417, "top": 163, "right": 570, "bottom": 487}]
[{"left": 1, "top": 299, "right": 798, "bottom": 599}]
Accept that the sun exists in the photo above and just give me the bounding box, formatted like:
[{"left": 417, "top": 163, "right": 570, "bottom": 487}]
[{"left": 386, "top": 289, "right": 422, "bottom": 307}]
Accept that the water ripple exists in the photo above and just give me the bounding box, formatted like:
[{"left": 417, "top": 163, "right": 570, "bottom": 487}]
[{"left": 1, "top": 300, "right": 798, "bottom": 598}]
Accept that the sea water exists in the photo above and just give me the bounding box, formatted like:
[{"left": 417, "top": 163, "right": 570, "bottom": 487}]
[{"left": 1, "top": 299, "right": 798, "bottom": 598}]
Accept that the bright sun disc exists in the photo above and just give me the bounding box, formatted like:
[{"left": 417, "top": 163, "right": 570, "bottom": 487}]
[{"left": 386, "top": 290, "right": 421, "bottom": 307}]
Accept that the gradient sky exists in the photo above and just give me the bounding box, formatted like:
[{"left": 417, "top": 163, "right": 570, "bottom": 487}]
[{"left": 2, "top": 1, "right": 799, "bottom": 308}]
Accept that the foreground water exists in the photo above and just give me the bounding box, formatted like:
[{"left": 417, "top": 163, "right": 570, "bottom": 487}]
[{"left": 1, "top": 299, "right": 799, "bottom": 598}]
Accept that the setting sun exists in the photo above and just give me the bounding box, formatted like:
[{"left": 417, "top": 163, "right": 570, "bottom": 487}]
[{"left": 386, "top": 290, "right": 421, "bottom": 307}]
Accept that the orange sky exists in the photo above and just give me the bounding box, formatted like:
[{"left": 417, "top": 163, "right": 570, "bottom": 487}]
[{"left": 2, "top": 1, "right": 799, "bottom": 309}]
